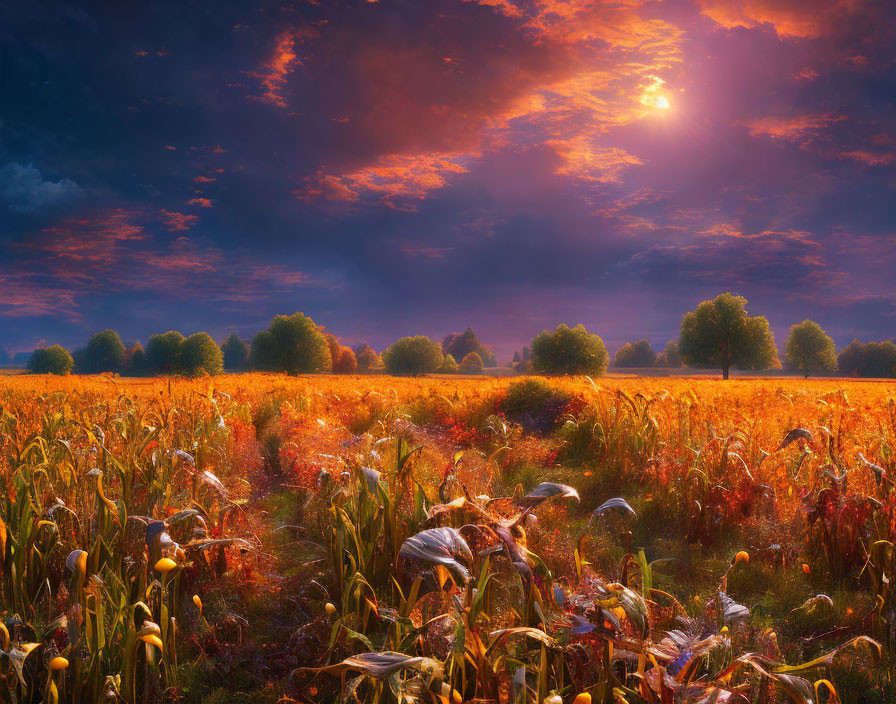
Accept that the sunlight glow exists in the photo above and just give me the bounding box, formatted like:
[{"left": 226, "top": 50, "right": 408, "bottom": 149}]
[{"left": 639, "top": 76, "right": 671, "bottom": 111}]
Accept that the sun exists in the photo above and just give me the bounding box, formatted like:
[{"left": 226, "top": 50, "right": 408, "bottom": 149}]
[{"left": 639, "top": 76, "right": 671, "bottom": 111}]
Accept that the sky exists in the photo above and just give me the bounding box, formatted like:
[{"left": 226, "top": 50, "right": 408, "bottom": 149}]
[{"left": 1, "top": 0, "right": 895, "bottom": 362}]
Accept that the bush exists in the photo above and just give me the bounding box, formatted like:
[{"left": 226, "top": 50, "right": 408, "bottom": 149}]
[
  {"left": 383, "top": 336, "right": 443, "bottom": 376},
  {"left": 501, "top": 378, "right": 570, "bottom": 433},
  {"left": 443, "top": 328, "right": 496, "bottom": 367},
  {"left": 438, "top": 354, "right": 459, "bottom": 373},
  {"left": 613, "top": 339, "right": 656, "bottom": 367},
  {"left": 512, "top": 347, "right": 531, "bottom": 374},
  {"left": 655, "top": 340, "right": 681, "bottom": 368},
  {"left": 123, "top": 342, "right": 146, "bottom": 376},
  {"left": 79, "top": 329, "right": 126, "bottom": 373},
  {"left": 146, "top": 331, "right": 185, "bottom": 375},
  {"left": 333, "top": 346, "right": 357, "bottom": 373},
  {"left": 837, "top": 339, "right": 896, "bottom": 378},
  {"left": 221, "top": 333, "right": 249, "bottom": 370},
  {"left": 354, "top": 343, "right": 381, "bottom": 372},
  {"left": 28, "top": 345, "right": 74, "bottom": 375},
  {"left": 178, "top": 332, "right": 223, "bottom": 376},
  {"left": 530, "top": 324, "right": 609, "bottom": 376},
  {"left": 459, "top": 351, "right": 484, "bottom": 374}
]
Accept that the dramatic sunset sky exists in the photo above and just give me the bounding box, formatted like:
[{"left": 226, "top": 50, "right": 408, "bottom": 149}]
[{"left": 1, "top": 0, "right": 894, "bottom": 360}]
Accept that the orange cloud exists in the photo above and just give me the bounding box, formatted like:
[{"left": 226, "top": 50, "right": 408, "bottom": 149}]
[
  {"left": 840, "top": 150, "right": 896, "bottom": 166},
  {"left": 187, "top": 197, "right": 213, "bottom": 208},
  {"left": 302, "top": 153, "right": 472, "bottom": 209},
  {"left": 5, "top": 209, "right": 318, "bottom": 316},
  {"left": 0, "top": 275, "right": 80, "bottom": 319},
  {"left": 161, "top": 210, "right": 199, "bottom": 232},
  {"left": 696, "top": 0, "right": 864, "bottom": 38},
  {"left": 249, "top": 29, "right": 316, "bottom": 107},
  {"left": 740, "top": 112, "right": 845, "bottom": 143},
  {"left": 546, "top": 138, "right": 643, "bottom": 183},
  {"left": 297, "top": 0, "right": 682, "bottom": 206}
]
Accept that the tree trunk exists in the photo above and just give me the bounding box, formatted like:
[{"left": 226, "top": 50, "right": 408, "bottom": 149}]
[{"left": 722, "top": 363, "right": 729, "bottom": 380}]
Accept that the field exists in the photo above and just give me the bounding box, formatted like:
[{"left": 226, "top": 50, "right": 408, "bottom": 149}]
[{"left": 0, "top": 374, "right": 893, "bottom": 704}]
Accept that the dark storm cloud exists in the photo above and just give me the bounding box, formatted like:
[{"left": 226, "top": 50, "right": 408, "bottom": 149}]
[{"left": 0, "top": 0, "right": 894, "bottom": 359}]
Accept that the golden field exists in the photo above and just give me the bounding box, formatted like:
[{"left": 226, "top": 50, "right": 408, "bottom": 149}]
[{"left": 0, "top": 373, "right": 893, "bottom": 703}]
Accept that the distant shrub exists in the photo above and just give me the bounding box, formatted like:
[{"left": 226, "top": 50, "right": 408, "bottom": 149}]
[
  {"left": 178, "top": 332, "right": 223, "bottom": 376},
  {"left": 438, "top": 354, "right": 459, "bottom": 373},
  {"left": 459, "top": 351, "right": 484, "bottom": 374},
  {"left": 354, "top": 343, "right": 381, "bottom": 372},
  {"left": 221, "top": 333, "right": 249, "bottom": 370},
  {"left": 333, "top": 346, "right": 357, "bottom": 373},
  {"left": 501, "top": 378, "right": 570, "bottom": 433},
  {"left": 79, "top": 329, "right": 126, "bottom": 373},
  {"left": 28, "top": 345, "right": 74, "bottom": 375},
  {"left": 512, "top": 346, "right": 531, "bottom": 374},
  {"left": 123, "top": 342, "right": 146, "bottom": 376},
  {"left": 324, "top": 334, "right": 341, "bottom": 366},
  {"left": 613, "top": 339, "right": 656, "bottom": 368},
  {"left": 443, "top": 327, "right": 496, "bottom": 367},
  {"left": 530, "top": 324, "right": 609, "bottom": 376},
  {"left": 837, "top": 339, "right": 896, "bottom": 378},
  {"left": 383, "top": 336, "right": 443, "bottom": 376},
  {"left": 146, "top": 331, "right": 185, "bottom": 375},
  {"left": 655, "top": 340, "right": 681, "bottom": 368}
]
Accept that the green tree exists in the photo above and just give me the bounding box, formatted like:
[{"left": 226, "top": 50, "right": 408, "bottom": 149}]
[
  {"left": 655, "top": 340, "right": 681, "bottom": 368},
  {"left": 530, "top": 323, "right": 609, "bottom": 376},
  {"left": 262, "top": 313, "right": 331, "bottom": 374},
  {"left": 178, "top": 332, "right": 224, "bottom": 376},
  {"left": 838, "top": 339, "right": 896, "bottom": 378},
  {"left": 678, "top": 293, "right": 778, "bottom": 379},
  {"left": 438, "top": 353, "right": 459, "bottom": 373},
  {"left": 459, "top": 351, "right": 484, "bottom": 374},
  {"left": 145, "top": 331, "right": 185, "bottom": 375},
  {"left": 864, "top": 342, "right": 896, "bottom": 377},
  {"left": 383, "top": 336, "right": 443, "bottom": 376},
  {"left": 837, "top": 339, "right": 864, "bottom": 377},
  {"left": 28, "top": 345, "right": 74, "bottom": 375},
  {"left": 613, "top": 339, "right": 656, "bottom": 367},
  {"left": 249, "top": 330, "right": 278, "bottom": 371},
  {"left": 78, "top": 329, "right": 126, "bottom": 373},
  {"left": 785, "top": 319, "right": 837, "bottom": 378},
  {"left": 221, "top": 333, "right": 249, "bottom": 370}
]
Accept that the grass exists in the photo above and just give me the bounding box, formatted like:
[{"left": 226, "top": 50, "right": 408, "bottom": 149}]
[{"left": 0, "top": 373, "right": 893, "bottom": 703}]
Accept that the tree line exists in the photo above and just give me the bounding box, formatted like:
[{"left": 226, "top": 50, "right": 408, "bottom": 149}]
[{"left": 14, "top": 292, "right": 896, "bottom": 379}]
